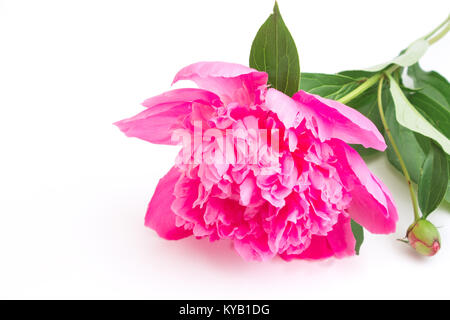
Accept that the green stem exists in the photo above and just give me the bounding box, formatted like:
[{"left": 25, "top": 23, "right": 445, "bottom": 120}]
[
  {"left": 424, "top": 14, "right": 450, "bottom": 40},
  {"left": 376, "top": 77, "right": 421, "bottom": 222},
  {"left": 337, "top": 16, "right": 449, "bottom": 105},
  {"left": 335, "top": 16, "right": 450, "bottom": 224},
  {"left": 337, "top": 64, "right": 398, "bottom": 104},
  {"left": 428, "top": 23, "right": 450, "bottom": 45},
  {"left": 337, "top": 73, "right": 381, "bottom": 105}
]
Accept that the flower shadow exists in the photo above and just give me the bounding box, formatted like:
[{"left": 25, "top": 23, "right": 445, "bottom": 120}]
[{"left": 161, "top": 237, "right": 260, "bottom": 272}]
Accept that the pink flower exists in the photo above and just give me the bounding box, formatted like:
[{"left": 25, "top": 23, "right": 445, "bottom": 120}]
[{"left": 115, "top": 62, "right": 398, "bottom": 261}]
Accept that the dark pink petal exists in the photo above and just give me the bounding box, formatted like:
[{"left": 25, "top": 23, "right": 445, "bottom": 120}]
[
  {"left": 293, "top": 90, "right": 386, "bottom": 150},
  {"left": 265, "top": 89, "right": 386, "bottom": 150},
  {"left": 333, "top": 141, "right": 398, "bottom": 234},
  {"left": 173, "top": 61, "right": 268, "bottom": 106},
  {"left": 325, "top": 215, "right": 356, "bottom": 258},
  {"left": 281, "top": 236, "right": 333, "bottom": 260},
  {"left": 145, "top": 167, "right": 192, "bottom": 240},
  {"left": 115, "top": 88, "right": 221, "bottom": 144},
  {"left": 281, "top": 215, "right": 355, "bottom": 260}
]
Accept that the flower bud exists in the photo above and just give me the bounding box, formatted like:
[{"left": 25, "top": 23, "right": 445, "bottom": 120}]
[{"left": 406, "top": 219, "right": 441, "bottom": 256}]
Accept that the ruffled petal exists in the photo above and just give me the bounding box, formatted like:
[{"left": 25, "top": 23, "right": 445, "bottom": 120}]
[
  {"left": 265, "top": 88, "right": 386, "bottom": 150},
  {"left": 281, "top": 215, "right": 355, "bottom": 260},
  {"left": 173, "top": 61, "right": 268, "bottom": 106},
  {"left": 115, "top": 88, "right": 221, "bottom": 144},
  {"left": 281, "top": 236, "right": 333, "bottom": 260},
  {"left": 333, "top": 141, "right": 398, "bottom": 234},
  {"left": 233, "top": 235, "right": 274, "bottom": 262},
  {"left": 145, "top": 167, "right": 192, "bottom": 240}
]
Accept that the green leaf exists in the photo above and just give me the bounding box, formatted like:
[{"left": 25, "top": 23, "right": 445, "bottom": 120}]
[
  {"left": 351, "top": 220, "right": 364, "bottom": 255},
  {"left": 383, "top": 95, "right": 450, "bottom": 211},
  {"left": 446, "top": 182, "right": 450, "bottom": 203},
  {"left": 388, "top": 75, "right": 450, "bottom": 155},
  {"left": 338, "top": 70, "right": 377, "bottom": 80},
  {"left": 444, "top": 157, "right": 450, "bottom": 204},
  {"left": 365, "top": 39, "right": 429, "bottom": 72},
  {"left": 249, "top": 2, "right": 300, "bottom": 96},
  {"left": 407, "top": 91, "right": 450, "bottom": 139},
  {"left": 300, "top": 73, "right": 360, "bottom": 100},
  {"left": 384, "top": 96, "right": 429, "bottom": 183},
  {"left": 407, "top": 63, "right": 450, "bottom": 108},
  {"left": 418, "top": 143, "right": 449, "bottom": 217}
]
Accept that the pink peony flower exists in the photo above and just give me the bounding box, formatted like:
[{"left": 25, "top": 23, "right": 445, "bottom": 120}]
[{"left": 115, "top": 62, "right": 398, "bottom": 261}]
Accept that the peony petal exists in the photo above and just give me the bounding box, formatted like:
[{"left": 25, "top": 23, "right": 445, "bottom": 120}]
[
  {"left": 281, "top": 236, "right": 333, "bottom": 260},
  {"left": 114, "top": 101, "right": 190, "bottom": 144},
  {"left": 115, "top": 88, "right": 221, "bottom": 144},
  {"left": 325, "top": 215, "right": 356, "bottom": 258},
  {"left": 267, "top": 197, "right": 299, "bottom": 254},
  {"left": 333, "top": 141, "right": 398, "bottom": 234},
  {"left": 239, "top": 175, "right": 256, "bottom": 206},
  {"left": 234, "top": 235, "right": 274, "bottom": 261},
  {"left": 145, "top": 167, "right": 192, "bottom": 240},
  {"left": 265, "top": 88, "right": 302, "bottom": 128},
  {"left": 142, "top": 88, "right": 222, "bottom": 109},
  {"left": 265, "top": 88, "right": 386, "bottom": 150},
  {"left": 293, "top": 90, "right": 386, "bottom": 150},
  {"left": 173, "top": 61, "right": 268, "bottom": 106},
  {"left": 281, "top": 215, "right": 355, "bottom": 260}
]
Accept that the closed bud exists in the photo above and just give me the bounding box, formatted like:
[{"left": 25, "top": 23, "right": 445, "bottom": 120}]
[{"left": 407, "top": 219, "right": 440, "bottom": 256}]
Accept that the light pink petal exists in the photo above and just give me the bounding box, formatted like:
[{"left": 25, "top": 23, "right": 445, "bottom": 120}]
[
  {"left": 333, "top": 141, "right": 398, "bottom": 234},
  {"left": 173, "top": 61, "right": 268, "bottom": 106},
  {"left": 233, "top": 236, "right": 275, "bottom": 261},
  {"left": 115, "top": 101, "right": 190, "bottom": 144},
  {"left": 142, "top": 88, "right": 222, "bottom": 108},
  {"left": 265, "top": 88, "right": 386, "bottom": 150},
  {"left": 115, "top": 88, "right": 221, "bottom": 144},
  {"left": 265, "top": 88, "right": 301, "bottom": 128},
  {"left": 239, "top": 175, "right": 256, "bottom": 206},
  {"left": 145, "top": 167, "right": 192, "bottom": 240}
]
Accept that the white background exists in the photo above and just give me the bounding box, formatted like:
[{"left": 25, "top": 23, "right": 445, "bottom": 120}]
[{"left": 0, "top": 0, "right": 449, "bottom": 299}]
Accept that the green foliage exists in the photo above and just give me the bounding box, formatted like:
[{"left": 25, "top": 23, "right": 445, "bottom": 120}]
[
  {"left": 351, "top": 220, "right": 364, "bottom": 255},
  {"left": 408, "top": 63, "right": 450, "bottom": 108},
  {"left": 418, "top": 143, "right": 449, "bottom": 217},
  {"left": 249, "top": 3, "right": 450, "bottom": 255},
  {"left": 388, "top": 75, "right": 450, "bottom": 155},
  {"left": 249, "top": 2, "right": 300, "bottom": 96}
]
